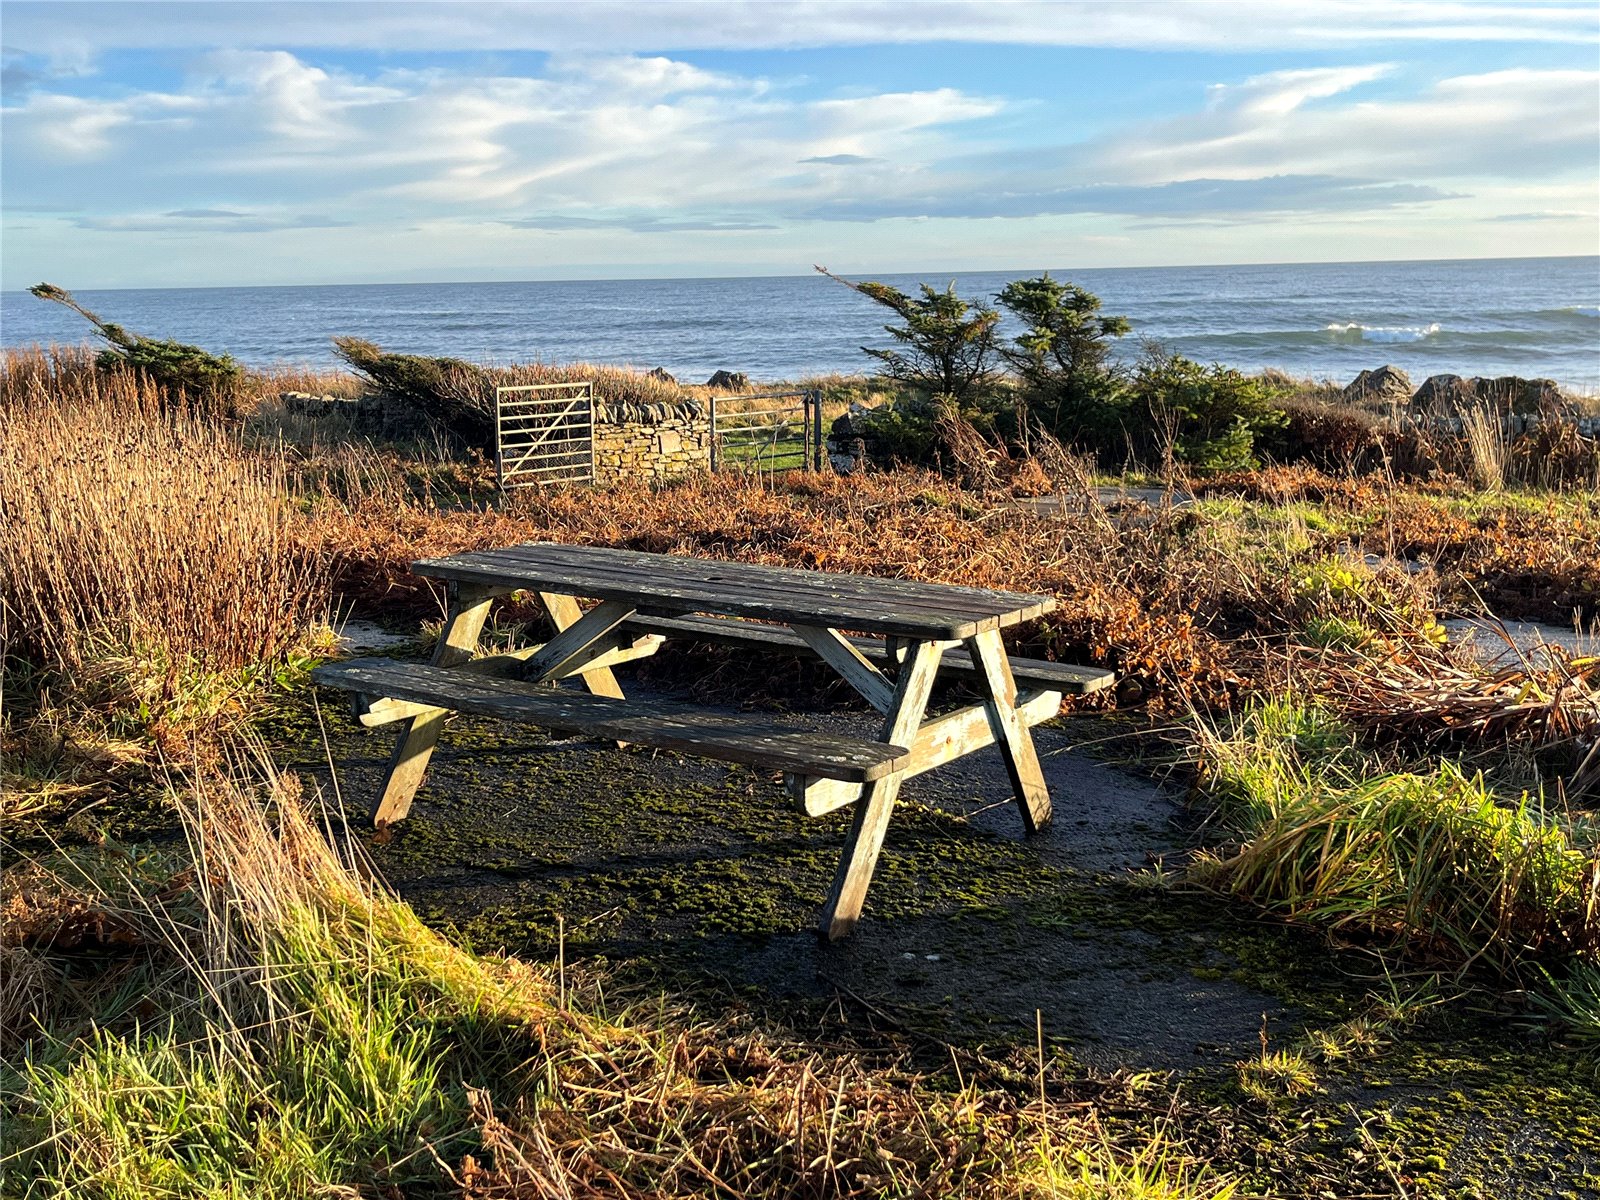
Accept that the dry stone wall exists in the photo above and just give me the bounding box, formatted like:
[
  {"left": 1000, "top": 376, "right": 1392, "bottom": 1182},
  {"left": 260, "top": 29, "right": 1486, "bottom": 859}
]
[{"left": 592, "top": 400, "right": 712, "bottom": 482}]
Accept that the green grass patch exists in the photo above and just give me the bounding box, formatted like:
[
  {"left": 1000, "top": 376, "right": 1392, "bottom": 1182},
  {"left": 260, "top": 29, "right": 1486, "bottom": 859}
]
[{"left": 1190, "top": 702, "right": 1599, "bottom": 1000}]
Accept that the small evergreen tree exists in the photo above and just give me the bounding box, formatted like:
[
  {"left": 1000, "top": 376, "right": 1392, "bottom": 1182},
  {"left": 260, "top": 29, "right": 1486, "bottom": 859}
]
[
  {"left": 332, "top": 336, "right": 495, "bottom": 449},
  {"left": 994, "top": 274, "right": 1131, "bottom": 446},
  {"left": 29, "top": 282, "right": 243, "bottom": 410},
  {"left": 816, "top": 266, "right": 1000, "bottom": 402},
  {"left": 997, "top": 274, "right": 1130, "bottom": 386}
]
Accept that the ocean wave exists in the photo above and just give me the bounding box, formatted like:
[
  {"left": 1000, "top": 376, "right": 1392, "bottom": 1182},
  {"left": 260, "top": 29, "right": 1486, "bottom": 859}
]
[
  {"left": 1561, "top": 305, "right": 1600, "bottom": 318},
  {"left": 1325, "top": 321, "right": 1442, "bottom": 344}
]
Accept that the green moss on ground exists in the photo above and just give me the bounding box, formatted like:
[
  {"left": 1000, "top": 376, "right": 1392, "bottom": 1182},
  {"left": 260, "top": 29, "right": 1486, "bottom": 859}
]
[{"left": 260, "top": 688, "right": 1599, "bottom": 1197}]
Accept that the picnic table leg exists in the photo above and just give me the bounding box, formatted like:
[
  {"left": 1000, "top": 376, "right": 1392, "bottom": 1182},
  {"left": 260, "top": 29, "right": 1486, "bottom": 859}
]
[
  {"left": 817, "top": 639, "right": 944, "bottom": 942},
  {"left": 372, "top": 582, "right": 498, "bottom": 829},
  {"left": 965, "top": 628, "right": 1053, "bottom": 835},
  {"left": 539, "top": 592, "right": 626, "bottom": 700}
]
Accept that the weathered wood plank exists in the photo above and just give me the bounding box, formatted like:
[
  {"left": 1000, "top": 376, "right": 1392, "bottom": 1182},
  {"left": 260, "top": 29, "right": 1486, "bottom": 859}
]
[
  {"left": 434, "top": 542, "right": 1052, "bottom": 618},
  {"left": 496, "top": 547, "right": 1054, "bottom": 623},
  {"left": 314, "top": 657, "right": 911, "bottom": 783},
  {"left": 410, "top": 542, "right": 1057, "bottom": 640},
  {"left": 817, "top": 639, "right": 944, "bottom": 941},
  {"left": 967, "top": 628, "right": 1053, "bottom": 835},
  {"left": 788, "top": 689, "right": 1062, "bottom": 816},
  {"left": 372, "top": 583, "right": 496, "bottom": 828},
  {"left": 433, "top": 554, "right": 1001, "bottom": 639},
  {"left": 622, "top": 612, "right": 1114, "bottom": 695},
  {"left": 354, "top": 634, "right": 664, "bottom": 727}
]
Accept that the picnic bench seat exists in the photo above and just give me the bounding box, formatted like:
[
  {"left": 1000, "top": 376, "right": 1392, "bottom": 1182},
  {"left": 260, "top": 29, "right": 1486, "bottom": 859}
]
[
  {"left": 619, "top": 612, "right": 1115, "bottom": 695},
  {"left": 314, "top": 657, "right": 910, "bottom": 782}
]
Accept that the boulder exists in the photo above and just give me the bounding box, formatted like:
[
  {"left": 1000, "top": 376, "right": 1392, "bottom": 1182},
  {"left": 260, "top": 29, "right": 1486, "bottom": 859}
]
[
  {"left": 705, "top": 370, "right": 750, "bottom": 390},
  {"left": 1340, "top": 365, "right": 1412, "bottom": 407},
  {"left": 647, "top": 366, "right": 677, "bottom": 384},
  {"left": 1411, "top": 374, "right": 1473, "bottom": 411},
  {"left": 1412, "top": 373, "right": 1571, "bottom": 415},
  {"left": 1471, "top": 375, "right": 1568, "bottom": 415}
]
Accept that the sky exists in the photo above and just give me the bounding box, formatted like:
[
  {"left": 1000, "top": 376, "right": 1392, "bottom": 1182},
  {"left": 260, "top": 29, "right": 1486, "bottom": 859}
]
[{"left": 1, "top": 1, "right": 1597, "bottom": 289}]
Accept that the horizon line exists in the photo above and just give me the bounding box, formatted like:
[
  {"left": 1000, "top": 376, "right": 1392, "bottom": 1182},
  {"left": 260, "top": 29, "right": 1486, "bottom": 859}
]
[{"left": 2, "top": 252, "right": 1596, "bottom": 294}]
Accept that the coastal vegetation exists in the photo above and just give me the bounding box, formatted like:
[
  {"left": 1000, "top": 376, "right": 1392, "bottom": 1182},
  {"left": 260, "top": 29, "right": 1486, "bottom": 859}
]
[
  {"left": 27, "top": 283, "right": 244, "bottom": 411},
  {"left": 821, "top": 270, "right": 1598, "bottom": 486},
  {"left": 2, "top": 322, "right": 1597, "bottom": 1195}
]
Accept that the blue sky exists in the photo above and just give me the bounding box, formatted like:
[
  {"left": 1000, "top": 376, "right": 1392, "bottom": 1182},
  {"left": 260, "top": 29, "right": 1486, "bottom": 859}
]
[{"left": 2, "top": 1, "right": 1597, "bottom": 288}]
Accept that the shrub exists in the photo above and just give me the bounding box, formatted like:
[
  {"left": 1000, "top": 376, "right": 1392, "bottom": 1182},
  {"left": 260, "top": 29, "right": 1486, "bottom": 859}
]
[
  {"left": 1131, "top": 349, "right": 1288, "bottom": 471},
  {"left": 1268, "top": 396, "right": 1392, "bottom": 473},
  {"left": 1508, "top": 415, "right": 1600, "bottom": 491},
  {"left": 816, "top": 266, "right": 1001, "bottom": 402},
  {"left": 27, "top": 283, "right": 243, "bottom": 412},
  {"left": 332, "top": 336, "right": 493, "bottom": 447}
]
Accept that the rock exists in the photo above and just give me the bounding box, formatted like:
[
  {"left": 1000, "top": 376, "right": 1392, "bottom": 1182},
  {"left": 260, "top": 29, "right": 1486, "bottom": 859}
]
[
  {"left": 1411, "top": 374, "right": 1473, "bottom": 410},
  {"left": 647, "top": 366, "right": 677, "bottom": 384},
  {"left": 1471, "top": 375, "right": 1568, "bottom": 415},
  {"left": 1413, "top": 373, "right": 1572, "bottom": 415},
  {"left": 1340, "top": 365, "right": 1412, "bottom": 407},
  {"left": 705, "top": 370, "right": 750, "bottom": 390}
]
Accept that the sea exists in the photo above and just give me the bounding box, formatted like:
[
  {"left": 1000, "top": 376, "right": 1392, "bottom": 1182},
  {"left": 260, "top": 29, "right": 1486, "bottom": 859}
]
[{"left": 3, "top": 256, "right": 1597, "bottom": 392}]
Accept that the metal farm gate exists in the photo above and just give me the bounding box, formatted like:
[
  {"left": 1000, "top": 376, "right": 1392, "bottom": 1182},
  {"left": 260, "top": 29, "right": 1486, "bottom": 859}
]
[
  {"left": 709, "top": 389, "right": 824, "bottom": 474},
  {"left": 495, "top": 382, "right": 595, "bottom": 489}
]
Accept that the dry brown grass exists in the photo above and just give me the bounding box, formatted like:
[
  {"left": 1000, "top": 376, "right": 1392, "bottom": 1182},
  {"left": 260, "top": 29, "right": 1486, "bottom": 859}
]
[
  {"left": 0, "top": 363, "right": 326, "bottom": 677},
  {"left": 0, "top": 344, "right": 105, "bottom": 399},
  {"left": 1461, "top": 404, "right": 1509, "bottom": 492},
  {"left": 313, "top": 470, "right": 1280, "bottom": 708}
]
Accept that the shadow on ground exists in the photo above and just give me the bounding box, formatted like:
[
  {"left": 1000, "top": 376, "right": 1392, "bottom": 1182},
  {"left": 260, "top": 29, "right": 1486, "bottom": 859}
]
[{"left": 288, "top": 692, "right": 1305, "bottom": 1072}]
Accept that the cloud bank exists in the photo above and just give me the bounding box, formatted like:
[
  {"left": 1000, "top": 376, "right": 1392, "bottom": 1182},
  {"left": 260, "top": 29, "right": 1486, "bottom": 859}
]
[
  {"left": 5, "top": 1, "right": 1595, "bottom": 58},
  {"left": 1, "top": 4, "right": 1595, "bottom": 285}
]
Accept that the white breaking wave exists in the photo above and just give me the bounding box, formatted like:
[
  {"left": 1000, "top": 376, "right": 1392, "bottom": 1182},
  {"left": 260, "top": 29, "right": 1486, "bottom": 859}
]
[
  {"left": 1325, "top": 321, "right": 1442, "bottom": 344},
  {"left": 1565, "top": 305, "right": 1600, "bottom": 318}
]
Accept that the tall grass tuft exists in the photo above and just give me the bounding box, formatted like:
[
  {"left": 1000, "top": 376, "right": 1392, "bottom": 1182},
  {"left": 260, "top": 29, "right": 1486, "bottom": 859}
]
[
  {"left": 1191, "top": 703, "right": 1600, "bottom": 976},
  {"left": 1461, "top": 403, "right": 1509, "bottom": 492},
  {"left": 5, "top": 762, "right": 545, "bottom": 1196},
  {"left": 0, "top": 365, "right": 325, "bottom": 677}
]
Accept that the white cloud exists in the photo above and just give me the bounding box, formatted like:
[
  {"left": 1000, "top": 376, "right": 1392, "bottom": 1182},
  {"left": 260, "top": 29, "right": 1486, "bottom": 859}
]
[
  {"left": 4, "top": 1, "right": 1595, "bottom": 59},
  {"left": 4, "top": 50, "right": 1008, "bottom": 221},
  {"left": 1203, "top": 64, "right": 1395, "bottom": 117},
  {"left": 6, "top": 89, "right": 199, "bottom": 157},
  {"left": 1103, "top": 65, "right": 1600, "bottom": 183},
  {"left": 2, "top": 39, "right": 1595, "bottom": 286}
]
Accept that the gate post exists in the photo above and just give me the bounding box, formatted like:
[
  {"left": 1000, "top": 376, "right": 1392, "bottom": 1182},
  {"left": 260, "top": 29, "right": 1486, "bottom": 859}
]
[
  {"left": 809, "top": 389, "right": 825, "bottom": 471},
  {"left": 709, "top": 393, "right": 720, "bottom": 472}
]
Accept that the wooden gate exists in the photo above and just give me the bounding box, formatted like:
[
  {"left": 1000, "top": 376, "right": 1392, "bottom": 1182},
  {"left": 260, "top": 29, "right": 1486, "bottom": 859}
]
[
  {"left": 710, "top": 389, "right": 823, "bottom": 474},
  {"left": 495, "top": 382, "right": 595, "bottom": 489}
]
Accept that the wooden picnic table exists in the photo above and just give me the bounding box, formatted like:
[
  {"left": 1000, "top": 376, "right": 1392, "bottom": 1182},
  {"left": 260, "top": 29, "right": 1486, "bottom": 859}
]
[{"left": 314, "top": 542, "right": 1112, "bottom": 940}]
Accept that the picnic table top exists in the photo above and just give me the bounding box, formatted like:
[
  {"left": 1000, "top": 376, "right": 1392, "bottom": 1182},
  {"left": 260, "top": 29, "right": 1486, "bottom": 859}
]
[{"left": 412, "top": 541, "right": 1056, "bottom": 640}]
